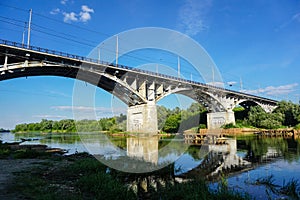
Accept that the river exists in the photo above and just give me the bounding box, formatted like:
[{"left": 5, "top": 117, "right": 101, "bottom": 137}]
[{"left": 1, "top": 131, "right": 300, "bottom": 199}]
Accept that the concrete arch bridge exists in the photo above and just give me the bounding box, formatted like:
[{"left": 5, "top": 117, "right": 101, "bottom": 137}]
[{"left": 0, "top": 40, "right": 278, "bottom": 133}]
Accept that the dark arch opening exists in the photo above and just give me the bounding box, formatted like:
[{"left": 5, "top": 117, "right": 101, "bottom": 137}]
[{"left": 234, "top": 100, "right": 260, "bottom": 121}]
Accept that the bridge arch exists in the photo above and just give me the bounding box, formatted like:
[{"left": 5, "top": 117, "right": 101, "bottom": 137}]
[
  {"left": 236, "top": 99, "right": 276, "bottom": 113},
  {"left": 0, "top": 62, "right": 148, "bottom": 107}
]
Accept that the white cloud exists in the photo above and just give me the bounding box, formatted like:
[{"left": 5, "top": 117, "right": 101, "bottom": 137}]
[
  {"left": 79, "top": 5, "right": 94, "bottom": 22},
  {"left": 178, "top": 0, "right": 212, "bottom": 36},
  {"left": 61, "top": 0, "right": 68, "bottom": 5},
  {"left": 51, "top": 106, "right": 126, "bottom": 113},
  {"left": 79, "top": 12, "right": 92, "bottom": 22},
  {"left": 241, "top": 83, "right": 298, "bottom": 96},
  {"left": 61, "top": 5, "right": 94, "bottom": 23},
  {"left": 46, "top": 90, "right": 71, "bottom": 98},
  {"left": 33, "top": 115, "right": 67, "bottom": 119},
  {"left": 63, "top": 12, "right": 78, "bottom": 22},
  {"left": 51, "top": 105, "right": 126, "bottom": 120},
  {"left": 50, "top": 8, "right": 60, "bottom": 15},
  {"left": 81, "top": 5, "right": 94, "bottom": 13}
]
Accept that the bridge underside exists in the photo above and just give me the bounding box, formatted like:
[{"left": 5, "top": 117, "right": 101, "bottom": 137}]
[{"left": 0, "top": 42, "right": 279, "bottom": 133}]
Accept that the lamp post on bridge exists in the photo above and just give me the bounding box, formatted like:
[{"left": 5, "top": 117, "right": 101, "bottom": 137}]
[{"left": 27, "top": 9, "right": 32, "bottom": 48}]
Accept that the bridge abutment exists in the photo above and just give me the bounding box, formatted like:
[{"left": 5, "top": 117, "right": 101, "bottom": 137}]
[
  {"left": 207, "top": 111, "right": 235, "bottom": 129},
  {"left": 127, "top": 102, "right": 158, "bottom": 133}
]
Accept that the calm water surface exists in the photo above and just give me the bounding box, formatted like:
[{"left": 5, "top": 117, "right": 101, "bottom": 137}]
[{"left": 1, "top": 132, "right": 300, "bottom": 199}]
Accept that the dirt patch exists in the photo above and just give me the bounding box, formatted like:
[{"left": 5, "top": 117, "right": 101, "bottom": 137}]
[{"left": 0, "top": 159, "right": 49, "bottom": 199}]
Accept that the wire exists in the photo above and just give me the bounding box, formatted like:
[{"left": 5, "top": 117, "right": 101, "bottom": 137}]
[{"left": 0, "top": 3, "right": 237, "bottom": 86}]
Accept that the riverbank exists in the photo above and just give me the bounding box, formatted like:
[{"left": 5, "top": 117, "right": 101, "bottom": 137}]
[
  {"left": 0, "top": 141, "right": 250, "bottom": 200},
  {"left": 184, "top": 127, "right": 300, "bottom": 136}
]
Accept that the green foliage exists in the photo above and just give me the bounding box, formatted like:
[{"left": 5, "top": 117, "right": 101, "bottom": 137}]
[
  {"left": 12, "top": 149, "right": 49, "bottom": 159},
  {"left": 159, "top": 102, "right": 207, "bottom": 133},
  {"left": 234, "top": 106, "right": 249, "bottom": 120},
  {"left": 198, "top": 124, "right": 207, "bottom": 129},
  {"left": 151, "top": 179, "right": 249, "bottom": 200},
  {"left": 0, "top": 128, "right": 9, "bottom": 132},
  {"left": 163, "top": 114, "right": 181, "bottom": 133},
  {"left": 246, "top": 106, "right": 284, "bottom": 129},
  {"left": 295, "top": 124, "right": 300, "bottom": 130},
  {"left": 221, "top": 123, "right": 239, "bottom": 129},
  {"left": 233, "top": 101, "right": 300, "bottom": 129},
  {"left": 274, "top": 101, "right": 300, "bottom": 126},
  {"left": 12, "top": 114, "right": 127, "bottom": 133},
  {"left": 77, "top": 173, "right": 135, "bottom": 199}
]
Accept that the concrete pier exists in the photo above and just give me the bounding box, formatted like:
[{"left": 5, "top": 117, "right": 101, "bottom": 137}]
[
  {"left": 127, "top": 102, "right": 158, "bottom": 133},
  {"left": 207, "top": 111, "right": 235, "bottom": 129}
]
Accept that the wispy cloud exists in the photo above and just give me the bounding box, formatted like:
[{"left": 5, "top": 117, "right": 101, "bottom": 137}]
[
  {"left": 277, "top": 12, "right": 300, "bottom": 31},
  {"left": 33, "top": 115, "right": 67, "bottom": 119},
  {"left": 50, "top": 8, "right": 60, "bottom": 15},
  {"left": 51, "top": 105, "right": 126, "bottom": 120},
  {"left": 51, "top": 106, "right": 126, "bottom": 113},
  {"left": 177, "top": 0, "right": 212, "bottom": 36},
  {"left": 46, "top": 90, "right": 71, "bottom": 98},
  {"left": 242, "top": 83, "right": 298, "bottom": 96},
  {"left": 61, "top": 0, "right": 68, "bottom": 5},
  {"left": 292, "top": 13, "right": 300, "bottom": 22}
]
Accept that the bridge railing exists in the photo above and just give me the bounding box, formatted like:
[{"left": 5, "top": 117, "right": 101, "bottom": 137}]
[
  {"left": 0, "top": 39, "right": 209, "bottom": 87},
  {"left": 0, "top": 39, "right": 277, "bottom": 103}
]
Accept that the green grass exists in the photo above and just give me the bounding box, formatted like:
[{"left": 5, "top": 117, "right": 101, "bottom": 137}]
[{"left": 8, "top": 155, "right": 252, "bottom": 200}]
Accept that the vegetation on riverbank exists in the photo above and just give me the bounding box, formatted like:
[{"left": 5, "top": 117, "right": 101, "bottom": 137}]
[
  {"left": 0, "top": 128, "right": 10, "bottom": 132},
  {"left": 12, "top": 114, "right": 127, "bottom": 134},
  {"left": 6, "top": 152, "right": 250, "bottom": 200},
  {"left": 11, "top": 100, "right": 300, "bottom": 134},
  {"left": 222, "top": 101, "right": 300, "bottom": 130}
]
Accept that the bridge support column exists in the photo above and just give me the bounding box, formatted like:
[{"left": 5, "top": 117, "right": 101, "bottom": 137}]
[
  {"left": 127, "top": 102, "right": 158, "bottom": 134},
  {"left": 207, "top": 111, "right": 235, "bottom": 129}
]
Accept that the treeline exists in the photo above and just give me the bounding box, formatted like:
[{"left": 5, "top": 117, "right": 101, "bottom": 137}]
[
  {"left": 232, "top": 101, "right": 300, "bottom": 129},
  {"left": 158, "top": 102, "right": 207, "bottom": 133},
  {"left": 12, "top": 114, "right": 127, "bottom": 133},
  {"left": 0, "top": 128, "right": 10, "bottom": 132},
  {"left": 12, "top": 103, "right": 207, "bottom": 134},
  {"left": 13, "top": 100, "right": 299, "bottom": 133}
]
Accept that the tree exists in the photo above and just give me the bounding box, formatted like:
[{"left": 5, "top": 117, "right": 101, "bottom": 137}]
[
  {"left": 274, "top": 101, "right": 300, "bottom": 126},
  {"left": 40, "top": 119, "right": 53, "bottom": 131},
  {"left": 163, "top": 114, "right": 181, "bottom": 133}
]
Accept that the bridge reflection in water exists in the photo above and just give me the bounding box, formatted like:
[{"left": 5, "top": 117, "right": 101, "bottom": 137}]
[
  {"left": 127, "top": 136, "right": 158, "bottom": 165},
  {"left": 181, "top": 138, "right": 252, "bottom": 180},
  {"left": 124, "top": 134, "right": 285, "bottom": 181}
]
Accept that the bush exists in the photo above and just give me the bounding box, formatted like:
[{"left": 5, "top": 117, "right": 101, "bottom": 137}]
[{"left": 221, "top": 123, "right": 238, "bottom": 129}]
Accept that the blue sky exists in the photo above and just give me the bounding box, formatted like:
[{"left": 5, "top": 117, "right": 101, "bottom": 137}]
[{"left": 0, "top": 0, "right": 300, "bottom": 129}]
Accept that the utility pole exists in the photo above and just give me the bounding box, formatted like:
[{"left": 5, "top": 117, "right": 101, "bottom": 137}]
[
  {"left": 177, "top": 56, "right": 180, "bottom": 78},
  {"left": 27, "top": 9, "right": 32, "bottom": 48},
  {"left": 115, "top": 35, "right": 119, "bottom": 65},
  {"left": 97, "top": 47, "right": 101, "bottom": 63},
  {"left": 22, "top": 22, "right": 27, "bottom": 47},
  {"left": 212, "top": 67, "right": 215, "bottom": 86},
  {"left": 240, "top": 77, "right": 243, "bottom": 91}
]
